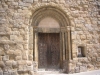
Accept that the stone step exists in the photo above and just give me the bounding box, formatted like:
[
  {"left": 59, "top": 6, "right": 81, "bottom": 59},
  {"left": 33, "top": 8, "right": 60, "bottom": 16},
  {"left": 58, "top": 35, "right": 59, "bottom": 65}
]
[
  {"left": 35, "top": 71, "right": 66, "bottom": 75},
  {"left": 34, "top": 70, "right": 100, "bottom": 75}
]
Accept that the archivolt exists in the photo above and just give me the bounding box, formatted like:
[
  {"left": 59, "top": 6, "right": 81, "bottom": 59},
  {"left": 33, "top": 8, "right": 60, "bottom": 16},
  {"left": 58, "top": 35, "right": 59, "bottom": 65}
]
[
  {"left": 31, "top": 6, "right": 70, "bottom": 27},
  {"left": 30, "top": 5, "right": 72, "bottom": 67}
]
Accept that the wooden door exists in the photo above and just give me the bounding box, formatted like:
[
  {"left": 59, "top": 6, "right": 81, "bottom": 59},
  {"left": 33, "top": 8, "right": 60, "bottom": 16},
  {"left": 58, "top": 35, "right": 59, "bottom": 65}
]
[{"left": 38, "top": 33, "right": 60, "bottom": 69}]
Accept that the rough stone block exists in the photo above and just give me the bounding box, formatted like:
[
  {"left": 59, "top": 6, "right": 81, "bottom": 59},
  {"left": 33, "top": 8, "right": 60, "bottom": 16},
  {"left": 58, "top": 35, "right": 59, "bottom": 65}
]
[
  {"left": 97, "top": 57, "right": 100, "bottom": 61},
  {"left": 2, "top": 55, "right": 9, "bottom": 61},
  {"left": 91, "top": 57, "right": 96, "bottom": 62},
  {"left": 23, "top": 44, "right": 28, "bottom": 50},
  {"left": 8, "top": 0, "right": 14, "bottom": 1},
  {"left": 23, "top": 65, "right": 27, "bottom": 71},
  {"left": 80, "top": 35, "right": 86, "bottom": 40},
  {"left": 18, "top": 65, "right": 23, "bottom": 71},
  {"left": 33, "top": 62, "right": 38, "bottom": 71},
  {"left": 0, "top": 70, "right": 3, "bottom": 75},
  {"left": 10, "top": 35, "right": 17, "bottom": 41},
  {"left": 6, "top": 27, "right": 11, "bottom": 32},
  {"left": 10, "top": 71, "right": 17, "bottom": 75},
  {"left": 24, "top": 35, "right": 28, "bottom": 40},
  {"left": 17, "top": 9, "right": 23, "bottom": 13},
  {"left": 3, "top": 72, "right": 9, "bottom": 75},
  {"left": 22, "top": 55, "right": 27, "bottom": 60},
  {"left": 17, "top": 60, "right": 26, "bottom": 65},
  {"left": 11, "top": 31, "right": 20, "bottom": 35},
  {"left": 9, "top": 44, "right": 16, "bottom": 50},
  {"left": 7, "top": 50, "right": 14, "bottom": 55},
  {"left": 0, "top": 61, "right": 5, "bottom": 68},
  {"left": 76, "top": 62, "right": 82, "bottom": 66},
  {"left": 0, "top": 56, "right": 2, "bottom": 61},
  {"left": 80, "top": 65, "right": 87, "bottom": 72},
  {"left": 23, "top": 2, "right": 31, "bottom": 7},
  {"left": 85, "top": 24, "right": 93, "bottom": 30},
  {"left": 72, "top": 34, "right": 76, "bottom": 40},
  {"left": 0, "top": 50, "right": 5, "bottom": 56},
  {"left": 29, "top": 44, "right": 33, "bottom": 50},
  {"left": 42, "top": 0, "right": 47, "bottom": 1},
  {"left": 86, "top": 34, "right": 92, "bottom": 39},
  {"left": 12, "top": 2, "right": 18, "bottom": 6},
  {"left": 75, "top": 67, "right": 80, "bottom": 73},
  {"left": 98, "top": 21, "right": 100, "bottom": 25},
  {"left": 1, "top": 36, "right": 9, "bottom": 40},
  {"left": 13, "top": 13, "right": 19, "bottom": 19},
  {"left": 16, "top": 56, "right": 22, "bottom": 60},
  {"left": 5, "top": 61, "right": 12, "bottom": 66},
  {"left": 0, "top": 19, "right": 6, "bottom": 24},
  {"left": 29, "top": 55, "right": 33, "bottom": 60},
  {"left": 27, "top": 61, "right": 32, "bottom": 66},
  {"left": 87, "top": 64, "right": 94, "bottom": 70},
  {"left": 27, "top": 65, "right": 33, "bottom": 71},
  {"left": 16, "top": 44, "right": 23, "bottom": 50},
  {"left": 12, "top": 61, "right": 18, "bottom": 68},
  {"left": 17, "top": 35, "right": 24, "bottom": 41},
  {"left": 4, "top": 44, "right": 9, "bottom": 50},
  {"left": 23, "top": 0, "right": 33, "bottom": 3},
  {"left": 33, "top": 0, "right": 38, "bottom": 2},
  {"left": 78, "top": 31, "right": 84, "bottom": 35},
  {"left": 19, "top": 29, "right": 25, "bottom": 34},
  {"left": 14, "top": 50, "right": 21, "bottom": 56},
  {"left": 18, "top": 1, "right": 24, "bottom": 6},
  {"left": 29, "top": 71, "right": 34, "bottom": 75}
]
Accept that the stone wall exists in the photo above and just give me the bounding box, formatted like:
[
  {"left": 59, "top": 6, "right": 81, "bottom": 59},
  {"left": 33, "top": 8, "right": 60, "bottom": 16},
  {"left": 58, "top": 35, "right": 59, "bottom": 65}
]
[{"left": 0, "top": 0, "right": 100, "bottom": 75}]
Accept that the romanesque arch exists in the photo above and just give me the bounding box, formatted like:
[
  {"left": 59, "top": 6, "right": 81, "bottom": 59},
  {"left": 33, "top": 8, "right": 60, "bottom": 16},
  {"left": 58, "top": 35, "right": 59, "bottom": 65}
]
[{"left": 30, "top": 6, "right": 72, "bottom": 72}]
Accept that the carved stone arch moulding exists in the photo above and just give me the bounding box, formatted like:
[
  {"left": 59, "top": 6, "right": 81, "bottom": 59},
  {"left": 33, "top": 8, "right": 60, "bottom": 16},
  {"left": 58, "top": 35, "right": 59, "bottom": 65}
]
[
  {"left": 31, "top": 6, "right": 71, "bottom": 28},
  {"left": 29, "top": 4, "right": 72, "bottom": 73}
]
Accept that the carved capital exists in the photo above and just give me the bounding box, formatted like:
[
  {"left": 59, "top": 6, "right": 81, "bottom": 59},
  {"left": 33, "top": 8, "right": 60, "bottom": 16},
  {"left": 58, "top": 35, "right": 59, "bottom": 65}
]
[
  {"left": 61, "top": 27, "right": 66, "bottom": 32},
  {"left": 67, "top": 26, "right": 71, "bottom": 31},
  {"left": 33, "top": 26, "right": 38, "bottom": 32}
]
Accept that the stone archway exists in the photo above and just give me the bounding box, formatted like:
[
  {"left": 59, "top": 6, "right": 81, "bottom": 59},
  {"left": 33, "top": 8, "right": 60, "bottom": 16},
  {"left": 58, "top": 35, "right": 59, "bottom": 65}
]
[
  {"left": 30, "top": 6, "right": 72, "bottom": 72},
  {"left": 38, "top": 17, "right": 60, "bottom": 70}
]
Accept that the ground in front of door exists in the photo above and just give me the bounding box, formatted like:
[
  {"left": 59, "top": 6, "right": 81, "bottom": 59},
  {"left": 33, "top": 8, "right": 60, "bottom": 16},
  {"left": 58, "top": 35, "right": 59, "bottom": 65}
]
[{"left": 34, "top": 70, "right": 100, "bottom": 75}]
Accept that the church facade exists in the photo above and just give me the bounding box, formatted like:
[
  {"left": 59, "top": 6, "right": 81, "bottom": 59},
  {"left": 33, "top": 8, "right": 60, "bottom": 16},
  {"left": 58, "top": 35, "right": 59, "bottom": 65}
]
[{"left": 0, "top": 0, "right": 100, "bottom": 75}]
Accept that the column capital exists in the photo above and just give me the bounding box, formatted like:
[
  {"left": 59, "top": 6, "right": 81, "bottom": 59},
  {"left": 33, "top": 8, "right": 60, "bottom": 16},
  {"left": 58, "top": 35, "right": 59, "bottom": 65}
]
[
  {"left": 33, "top": 27, "right": 38, "bottom": 32},
  {"left": 67, "top": 26, "right": 71, "bottom": 31},
  {"left": 61, "top": 27, "right": 66, "bottom": 32}
]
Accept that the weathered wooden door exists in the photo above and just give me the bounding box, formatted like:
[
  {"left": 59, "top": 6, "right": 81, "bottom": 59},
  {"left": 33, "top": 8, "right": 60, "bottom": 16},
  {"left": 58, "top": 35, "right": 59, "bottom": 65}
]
[{"left": 38, "top": 33, "right": 60, "bottom": 69}]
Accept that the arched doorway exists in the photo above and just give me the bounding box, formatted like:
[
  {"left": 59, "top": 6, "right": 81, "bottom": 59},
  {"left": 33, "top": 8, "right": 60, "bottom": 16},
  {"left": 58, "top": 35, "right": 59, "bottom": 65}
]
[
  {"left": 38, "top": 33, "right": 60, "bottom": 70},
  {"left": 31, "top": 6, "right": 72, "bottom": 72},
  {"left": 38, "top": 17, "right": 60, "bottom": 70}
]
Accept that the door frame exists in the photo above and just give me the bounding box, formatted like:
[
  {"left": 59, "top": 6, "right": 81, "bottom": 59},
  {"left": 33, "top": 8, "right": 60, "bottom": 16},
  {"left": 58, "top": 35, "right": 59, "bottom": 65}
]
[
  {"left": 31, "top": 6, "right": 72, "bottom": 73},
  {"left": 33, "top": 27, "right": 72, "bottom": 71},
  {"left": 38, "top": 33, "right": 60, "bottom": 69}
]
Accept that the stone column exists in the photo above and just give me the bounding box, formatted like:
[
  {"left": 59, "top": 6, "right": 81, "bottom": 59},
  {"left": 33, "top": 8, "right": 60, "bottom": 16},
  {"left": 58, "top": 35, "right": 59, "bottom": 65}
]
[
  {"left": 60, "top": 27, "right": 66, "bottom": 68},
  {"left": 33, "top": 30, "right": 35, "bottom": 61},
  {"left": 60, "top": 32, "right": 63, "bottom": 68},
  {"left": 65, "top": 32, "right": 68, "bottom": 60},
  {"left": 67, "top": 26, "right": 71, "bottom": 60},
  {"left": 62, "top": 31, "right": 65, "bottom": 61},
  {"left": 66, "top": 26, "right": 71, "bottom": 73},
  {"left": 34, "top": 32, "right": 38, "bottom": 62}
]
